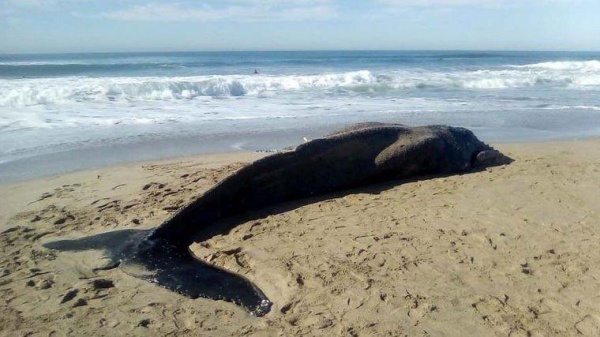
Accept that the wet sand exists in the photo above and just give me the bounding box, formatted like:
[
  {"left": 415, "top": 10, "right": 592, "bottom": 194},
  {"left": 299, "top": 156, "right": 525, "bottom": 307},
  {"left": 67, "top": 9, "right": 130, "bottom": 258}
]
[{"left": 1, "top": 140, "right": 600, "bottom": 336}]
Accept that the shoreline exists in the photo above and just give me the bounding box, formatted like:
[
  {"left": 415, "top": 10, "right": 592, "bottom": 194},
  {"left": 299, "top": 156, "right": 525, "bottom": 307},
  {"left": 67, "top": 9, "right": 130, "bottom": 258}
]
[
  {"left": 1, "top": 137, "right": 600, "bottom": 335},
  {"left": 0, "top": 122, "right": 334, "bottom": 185},
  {"left": 1, "top": 126, "right": 597, "bottom": 185}
]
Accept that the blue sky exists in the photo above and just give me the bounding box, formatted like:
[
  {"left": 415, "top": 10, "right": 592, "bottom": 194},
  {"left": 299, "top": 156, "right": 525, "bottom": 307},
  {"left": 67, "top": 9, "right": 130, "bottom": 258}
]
[{"left": 1, "top": 0, "right": 599, "bottom": 53}]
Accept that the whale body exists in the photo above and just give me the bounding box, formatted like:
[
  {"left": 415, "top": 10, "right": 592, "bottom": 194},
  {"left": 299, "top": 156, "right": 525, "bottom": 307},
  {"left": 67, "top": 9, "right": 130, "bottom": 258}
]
[{"left": 151, "top": 123, "right": 507, "bottom": 245}]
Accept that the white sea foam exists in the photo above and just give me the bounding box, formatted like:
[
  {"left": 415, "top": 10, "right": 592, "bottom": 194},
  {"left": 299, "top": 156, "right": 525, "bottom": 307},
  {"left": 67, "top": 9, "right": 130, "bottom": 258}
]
[
  {"left": 0, "top": 71, "right": 376, "bottom": 107},
  {"left": 536, "top": 105, "right": 600, "bottom": 111},
  {"left": 0, "top": 61, "right": 91, "bottom": 66},
  {"left": 0, "top": 58, "right": 160, "bottom": 66},
  {"left": 1, "top": 59, "right": 599, "bottom": 150},
  {"left": 511, "top": 60, "right": 600, "bottom": 71},
  {"left": 2, "top": 65, "right": 600, "bottom": 108}
]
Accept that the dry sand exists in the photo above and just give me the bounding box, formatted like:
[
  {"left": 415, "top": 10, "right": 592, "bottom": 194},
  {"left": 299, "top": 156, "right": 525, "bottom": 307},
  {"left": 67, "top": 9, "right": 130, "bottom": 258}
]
[{"left": 1, "top": 140, "right": 600, "bottom": 336}]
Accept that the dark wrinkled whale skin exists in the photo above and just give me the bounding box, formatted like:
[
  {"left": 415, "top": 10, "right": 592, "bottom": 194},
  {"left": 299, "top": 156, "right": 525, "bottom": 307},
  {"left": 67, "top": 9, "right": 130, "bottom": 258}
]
[
  {"left": 44, "top": 123, "right": 511, "bottom": 317},
  {"left": 150, "top": 123, "right": 509, "bottom": 245}
]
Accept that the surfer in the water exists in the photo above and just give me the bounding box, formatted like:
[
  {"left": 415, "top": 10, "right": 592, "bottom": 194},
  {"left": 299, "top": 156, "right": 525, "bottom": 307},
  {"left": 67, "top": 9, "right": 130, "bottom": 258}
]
[{"left": 254, "top": 69, "right": 259, "bottom": 74}]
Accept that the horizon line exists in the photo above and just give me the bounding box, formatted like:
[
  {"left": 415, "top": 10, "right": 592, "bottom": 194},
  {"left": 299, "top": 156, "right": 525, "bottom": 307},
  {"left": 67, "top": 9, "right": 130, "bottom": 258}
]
[{"left": 2, "top": 48, "right": 600, "bottom": 57}]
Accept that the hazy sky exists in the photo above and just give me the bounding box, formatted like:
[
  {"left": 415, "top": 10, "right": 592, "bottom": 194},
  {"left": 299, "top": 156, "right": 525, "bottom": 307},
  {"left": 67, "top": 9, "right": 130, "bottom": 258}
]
[{"left": 1, "top": 0, "right": 599, "bottom": 53}]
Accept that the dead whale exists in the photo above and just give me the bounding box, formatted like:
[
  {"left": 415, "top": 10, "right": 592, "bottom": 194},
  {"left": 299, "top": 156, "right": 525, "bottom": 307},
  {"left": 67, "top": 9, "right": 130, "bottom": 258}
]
[
  {"left": 151, "top": 123, "right": 509, "bottom": 244},
  {"left": 44, "top": 123, "right": 510, "bottom": 317}
]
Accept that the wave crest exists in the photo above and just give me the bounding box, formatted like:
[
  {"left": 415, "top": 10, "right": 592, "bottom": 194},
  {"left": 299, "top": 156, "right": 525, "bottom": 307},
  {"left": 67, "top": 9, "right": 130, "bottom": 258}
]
[
  {"left": 511, "top": 60, "right": 600, "bottom": 71},
  {"left": 0, "top": 71, "right": 376, "bottom": 107},
  {"left": 1, "top": 64, "right": 600, "bottom": 107}
]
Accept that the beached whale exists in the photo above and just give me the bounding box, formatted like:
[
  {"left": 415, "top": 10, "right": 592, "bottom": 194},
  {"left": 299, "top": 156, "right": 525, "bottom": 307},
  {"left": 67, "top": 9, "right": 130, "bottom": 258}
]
[{"left": 45, "top": 123, "right": 510, "bottom": 317}]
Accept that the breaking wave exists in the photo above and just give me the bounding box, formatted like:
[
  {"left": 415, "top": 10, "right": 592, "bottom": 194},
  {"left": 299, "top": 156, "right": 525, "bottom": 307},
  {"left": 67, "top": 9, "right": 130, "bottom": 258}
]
[
  {"left": 0, "top": 71, "right": 378, "bottom": 107},
  {"left": 2, "top": 63, "right": 600, "bottom": 107},
  {"left": 511, "top": 60, "right": 600, "bottom": 71}
]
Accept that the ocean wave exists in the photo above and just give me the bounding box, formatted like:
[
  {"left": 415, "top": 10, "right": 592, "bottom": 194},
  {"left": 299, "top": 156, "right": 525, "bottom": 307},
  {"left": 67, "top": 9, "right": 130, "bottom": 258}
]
[
  {"left": 534, "top": 105, "right": 600, "bottom": 111},
  {"left": 0, "top": 61, "right": 93, "bottom": 66},
  {"left": 1, "top": 65, "right": 599, "bottom": 107},
  {"left": 0, "top": 71, "right": 376, "bottom": 106},
  {"left": 0, "top": 59, "right": 162, "bottom": 66},
  {"left": 510, "top": 60, "right": 600, "bottom": 71}
]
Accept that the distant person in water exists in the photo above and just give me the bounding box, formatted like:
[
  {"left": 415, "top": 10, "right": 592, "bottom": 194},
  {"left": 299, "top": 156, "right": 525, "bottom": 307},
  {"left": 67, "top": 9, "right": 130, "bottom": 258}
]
[{"left": 254, "top": 69, "right": 259, "bottom": 74}]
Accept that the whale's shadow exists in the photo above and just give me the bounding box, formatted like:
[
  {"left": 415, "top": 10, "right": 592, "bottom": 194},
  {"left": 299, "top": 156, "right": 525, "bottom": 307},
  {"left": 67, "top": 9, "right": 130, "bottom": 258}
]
[{"left": 44, "top": 229, "right": 272, "bottom": 316}]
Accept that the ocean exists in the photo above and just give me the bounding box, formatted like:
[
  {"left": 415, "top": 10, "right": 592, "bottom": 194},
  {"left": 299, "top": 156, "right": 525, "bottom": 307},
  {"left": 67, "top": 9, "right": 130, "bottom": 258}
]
[{"left": 1, "top": 50, "right": 599, "bottom": 182}]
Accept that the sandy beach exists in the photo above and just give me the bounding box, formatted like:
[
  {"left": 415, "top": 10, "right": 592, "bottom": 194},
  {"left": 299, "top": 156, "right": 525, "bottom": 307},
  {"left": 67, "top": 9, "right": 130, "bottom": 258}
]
[{"left": 1, "top": 139, "right": 600, "bottom": 336}]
